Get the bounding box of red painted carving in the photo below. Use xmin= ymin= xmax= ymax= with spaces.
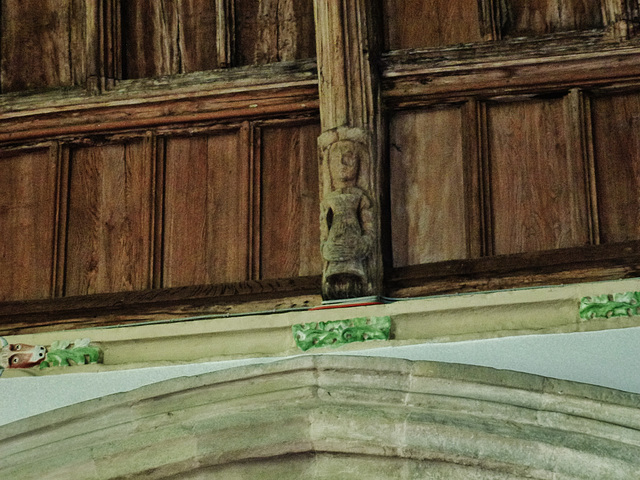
xmin=0 ymin=337 xmax=47 ymax=369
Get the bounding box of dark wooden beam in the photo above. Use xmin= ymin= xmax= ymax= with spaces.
xmin=388 ymin=241 xmax=640 ymax=297
xmin=0 ymin=276 xmax=321 ymax=335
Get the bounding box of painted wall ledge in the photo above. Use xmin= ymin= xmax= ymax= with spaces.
xmin=2 ymin=356 xmax=640 ymax=479
xmin=2 ymin=277 xmax=640 ymax=377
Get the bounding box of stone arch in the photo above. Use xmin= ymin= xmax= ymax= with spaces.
xmin=2 ymin=356 xmax=640 ymax=478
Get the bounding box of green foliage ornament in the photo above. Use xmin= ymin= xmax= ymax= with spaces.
xmin=40 ymin=338 xmax=101 ymax=369
xmin=292 ymin=316 xmax=391 ymax=351
xmin=579 ymin=292 xmax=640 ymax=320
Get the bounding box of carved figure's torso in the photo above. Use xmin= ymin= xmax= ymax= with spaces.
xmin=322 ymin=186 xmax=372 ymax=282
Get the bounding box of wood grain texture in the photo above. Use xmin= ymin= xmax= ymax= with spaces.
xmin=0 ymin=59 xmax=320 ymax=144
xmin=0 ymin=149 xmax=57 ymax=301
xmin=163 ymin=131 xmax=250 ymax=287
xmin=390 ymin=108 xmax=467 ymax=267
xmin=488 ymin=97 xmax=590 ymax=255
xmin=65 ymin=141 xmax=154 ymax=295
xmin=0 ymin=276 xmax=321 ymax=335
xmin=591 ymin=92 xmax=640 ymax=243
xmin=384 ymin=0 xmax=483 ymax=50
xmin=383 ymin=38 xmax=640 ymax=106
xmin=235 ymin=0 xmax=315 ymax=66
xmin=122 ymin=0 xmax=219 ymax=79
xmin=97 ymin=0 xmax=122 ymax=89
xmin=0 ymin=0 xmax=78 ymax=92
xmin=501 ymin=0 xmax=604 ymax=37
xmin=315 ymin=0 xmax=384 ymax=298
xmin=388 ymin=240 xmax=640 ymax=297
xmin=260 ymin=122 xmax=321 ymax=279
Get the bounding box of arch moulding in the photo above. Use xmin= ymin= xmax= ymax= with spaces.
xmin=2 ymin=355 xmax=640 ymax=479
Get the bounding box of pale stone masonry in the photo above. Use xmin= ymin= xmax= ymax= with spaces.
xmin=2 ymin=355 xmax=640 ymax=478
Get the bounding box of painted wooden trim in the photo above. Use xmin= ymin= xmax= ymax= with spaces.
xmin=2 ymin=277 xmax=640 ymax=372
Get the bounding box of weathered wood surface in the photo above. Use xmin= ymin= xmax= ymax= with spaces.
xmin=389 ymin=240 xmax=640 ymax=297
xmin=259 ymin=122 xmax=321 ymax=279
xmin=315 ymin=0 xmax=383 ymax=299
xmin=0 ymin=277 xmax=321 ymax=335
xmin=64 ymin=141 xmax=154 ymax=295
xmin=390 ymin=108 xmax=468 ymax=267
xmin=384 ymin=0 xmax=483 ymax=50
xmin=1 ymin=0 xmax=78 ymax=92
xmin=0 ymin=148 xmax=58 ymax=301
xmin=0 ymin=60 xmax=319 ymax=144
xmin=592 ymin=91 xmax=640 ymax=244
xmin=500 ymin=0 xmax=603 ymax=37
xmin=235 ymin=0 xmax=315 ymax=66
xmin=122 ymin=0 xmax=220 ymax=79
xmin=487 ymin=97 xmax=590 ymax=255
xmin=383 ymin=39 xmax=640 ymax=103
xmin=1 ymin=0 xmax=640 ymax=331
xmin=163 ymin=131 xmax=251 ymax=287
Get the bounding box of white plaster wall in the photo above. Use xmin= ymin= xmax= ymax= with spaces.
xmin=2 ymin=326 xmax=640 ymax=427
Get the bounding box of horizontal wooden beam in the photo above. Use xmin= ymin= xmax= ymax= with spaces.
xmin=0 ymin=60 xmax=318 ymax=144
xmin=0 ymin=276 xmax=321 ymax=335
xmin=383 ymin=34 xmax=640 ymax=104
xmin=388 ymin=241 xmax=640 ymax=297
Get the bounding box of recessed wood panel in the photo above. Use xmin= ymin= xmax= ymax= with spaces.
xmin=65 ymin=141 xmax=153 ymax=295
xmin=384 ymin=0 xmax=483 ymax=50
xmin=0 ymin=0 xmax=86 ymax=92
xmin=488 ymin=98 xmax=590 ymax=255
xmin=260 ymin=123 xmax=321 ymax=279
xmin=235 ymin=0 xmax=315 ymax=66
xmin=163 ymin=132 xmax=250 ymax=287
xmin=0 ymin=149 xmax=57 ymax=301
xmin=122 ymin=0 xmax=219 ymax=79
xmin=592 ymin=93 xmax=640 ymax=243
xmin=390 ymin=108 xmax=467 ymax=268
xmin=502 ymin=0 xmax=603 ymax=37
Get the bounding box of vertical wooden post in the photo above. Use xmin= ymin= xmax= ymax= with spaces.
xmin=216 ymin=0 xmax=235 ymax=67
xmin=314 ymin=0 xmax=383 ymax=299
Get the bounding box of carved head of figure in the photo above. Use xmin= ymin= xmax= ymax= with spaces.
xmin=0 ymin=336 xmax=47 ymax=369
xmin=329 ymin=140 xmax=361 ymax=188
xmin=319 ymin=127 xmax=369 ymax=192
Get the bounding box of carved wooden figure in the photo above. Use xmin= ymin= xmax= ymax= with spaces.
xmin=314 ymin=0 xmax=384 ymax=300
xmin=320 ymin=127 xmax=374 ymax=298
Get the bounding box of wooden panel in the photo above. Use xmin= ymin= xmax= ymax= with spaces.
xmin=65 ymin=141 xmax=153 ymax=295
xmin=592 ymin=92 xmax=640 ymax=243
xmin=384 ymin=0 xmax=483 ymax=50
xmin=0 ymin=0 xmax=87 ymax=92
xmin=390 ymin=108 xmax=467 ymax=268
xmin=502 ymin=0 xmax=603 ymax=37
xmin=163 ymin=132 xmax=250 ymax=287
xmin=235 ymin=0 xmax=315 ymax=66
xmin=488 ymin=98 xmax=590 ymax=255
xmin=0 ymin=149 xmax=57 ymax=301
xmin=122 ymin=0 xmax=218 ymax=79
xmin=260 ymin=123 xmax=321 ymax=279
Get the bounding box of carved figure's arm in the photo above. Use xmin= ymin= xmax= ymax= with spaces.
xmin=320 ymin=200 xmax=330 ymax=248
xmin=358 ymin=193 xmax=374 ymax=256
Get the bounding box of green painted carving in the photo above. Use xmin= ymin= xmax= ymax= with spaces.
xmin=292 ymin=316 xmax=391 ymax=351
xmin=579 ymin=292 xmax=640 ymax=320
xmin=39 ymin=338 xmax=101 ymax=369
